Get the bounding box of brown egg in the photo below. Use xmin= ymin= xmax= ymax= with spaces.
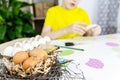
xmin=13 ymin=51 xmax=29 ymax=64
xmin=22 ymin=56 xmax=38 ymax=70
xmin=29 ymin=48 xmax=48 ymax=60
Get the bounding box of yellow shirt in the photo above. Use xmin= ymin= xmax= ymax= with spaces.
xmin=44 ymin=6 xmax=91 ymax=39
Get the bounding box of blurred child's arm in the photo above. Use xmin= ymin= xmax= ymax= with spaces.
xmin=41 ymin=22 xmax=87 ymax=39
xmin=41 ymin=26 xmax=69 ymax=39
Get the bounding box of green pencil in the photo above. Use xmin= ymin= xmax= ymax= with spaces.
xmin=55 ymin=45 xmax=84 ymax=51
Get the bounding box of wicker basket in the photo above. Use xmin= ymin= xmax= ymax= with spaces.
xmin=0 ymin=58 xmax=62 ymax=80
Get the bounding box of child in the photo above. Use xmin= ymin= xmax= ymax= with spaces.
xmin=41 ymin=0 xmax=101 ymax=39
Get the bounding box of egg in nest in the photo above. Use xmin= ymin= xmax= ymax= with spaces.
xmin=29 ymin=48 xmax=48 ymax=60
xmin=22 ymin=56 xmax=39 ymax=70
xmin=12 ymin=48 xmax=48 ymax=70
xmin=13 ymin=51 xmax=29 ymax=64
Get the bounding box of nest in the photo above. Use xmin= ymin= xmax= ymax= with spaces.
xmin=0 ymin=56 xmax=86 ymax=80
xmin=0 ymin=56 xmax=62 ymax=80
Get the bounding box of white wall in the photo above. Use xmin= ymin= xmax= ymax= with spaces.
xmin=78 ymin=0 xmax=98 ymax=24
xmin=58 ymin=0 xmax=98 ymax=24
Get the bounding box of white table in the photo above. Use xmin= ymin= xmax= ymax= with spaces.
xmin=0 ymin=34 xmax=120 ymax=80
xmin=51 ymin=34 xmax=120 ymax=80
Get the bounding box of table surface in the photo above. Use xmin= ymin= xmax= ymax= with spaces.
xmin=51 ymin=33 xmax=120 ymax=80
xmin=0 ymin=34 xmax=120 ymax=80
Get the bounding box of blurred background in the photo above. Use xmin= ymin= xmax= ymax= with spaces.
xmin=0 ymin=0 xmax=120 ymax=43
xmin=59 ymin=0 xmax=120 ymax=35
xmin=33 ymin=0 xmax=120 ymax=35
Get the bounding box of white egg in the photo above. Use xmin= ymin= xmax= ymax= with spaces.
xmin=22 ymin=40 xmax=28 ymax=45
xmin=14 ymin=42 xmax=22 ymax=48
xmin=35 ymin=35 xmax=41 ymax=41
xmin=12 ymin=47 xmax=23 ymax=56
xmin=22 ymin=43 xmax=31 ymax=51
xmin=44 ymin=36 xmax=51 ymax=42
xmin=29 ymin=46 xmax=34 ymax=50
xmin=38 ymin=38 xmax=46 ymax=45
xmin=31 ymin=41 xmax=39 ymax=48
xmin=86 ymin=24 xmax=98 ymax=31
xmin=3 ymin=46 xmax=14 ymax=57
xmin=28 ymin=37 xmax=34 ymax=43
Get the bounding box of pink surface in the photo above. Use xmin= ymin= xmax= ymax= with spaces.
xmin=106 ymin=42 xmax=119 ymax=47
xmin=85 ymin=58 xmax=104 ymax=69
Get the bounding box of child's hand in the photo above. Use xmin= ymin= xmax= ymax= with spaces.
xmin=85 ymin=24 xmax=101 ymax=36
xmin=66 ymin=22 xmax=88 ymax=36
